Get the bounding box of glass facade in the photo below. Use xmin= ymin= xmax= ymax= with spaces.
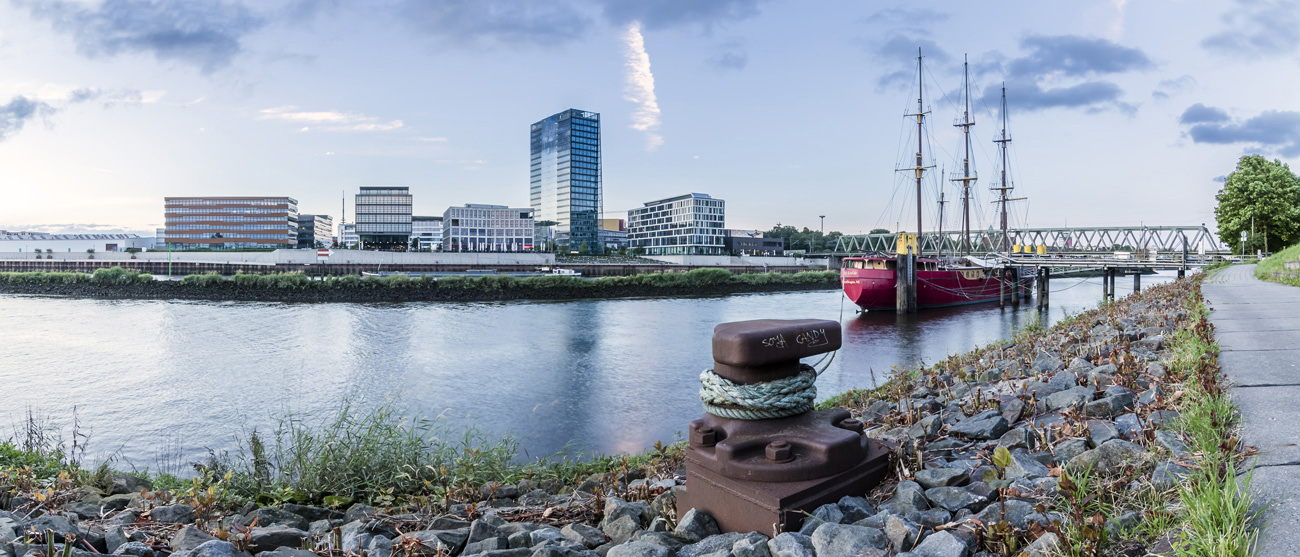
xmin=627 ymin=193 xmax=727 ymax=255
xmin=412 ymin=216 xmax=443 ymax=251
xmin=441 ymin=204 xmax=535 ymax=252
xmin=163 ymin=197 xmax=298 ymax=249
xmin=296 ymin=214 xmax=334 ymax=249
xmin=530 ymin=109 xmax=602 ymax=253
xmin=355 ymin=186 xmax=412 ymax=250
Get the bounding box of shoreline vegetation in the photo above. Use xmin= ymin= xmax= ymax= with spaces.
xmin=1256 ymin=242 xmax=1300 ymax=286
xmin=0 ymin=267 xmax=840 ymax=302
xmin=0 ymin=272 xmax=1254 ymax=557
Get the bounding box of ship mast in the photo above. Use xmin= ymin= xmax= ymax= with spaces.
xmin=901 ymin=49 xmax=933 ymax=255
xmin=953 ymin=55 xmax=976 ymax=255
xmin=991 ymin=83 xmax=1024 ymax=253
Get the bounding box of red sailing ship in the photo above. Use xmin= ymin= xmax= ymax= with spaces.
xmin=842 ymin=51 xmax=1029 ymax=311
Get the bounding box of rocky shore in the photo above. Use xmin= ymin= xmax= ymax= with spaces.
xmin=0 ymin=275 xmax=1233 ymax=557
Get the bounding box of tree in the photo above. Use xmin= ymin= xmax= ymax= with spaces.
xmin=869 ymin=228 xmax=892 ymax=234
xmin=1215 ymin=155 xmax=1300 ymax=253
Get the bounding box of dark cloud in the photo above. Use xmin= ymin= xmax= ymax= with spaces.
xmin=599 ymin=0 xmax=766 ymax=31
xmin=873 ymin=36 xmax=950 ymax=89
xmin=1180 ymin=103 xmax=1230 ymax=124
xmin=27 ymin=0 xmax=263 ymax=74
xmin=0 ymin=96 xmax=56 ymax=141
xmin=1152 ymin=75 xmax=1196 ymax=100
xmin=398 ymin=0 xmax=591 ymax=48
xmin=1007 ymin=35 xmax=1152 ymax=78
xmin=1183 ymin=107 xmax=1300 ymax=157
xmin=862 ymin=8 xmax=949 ymax=27
xmin=1201 ymin=0 xmax=1300 ymax=59
xmin=978 ymin=35 xmax=1150 ymax=114
xmin=706 ymin=41 xmax=747 ymax=71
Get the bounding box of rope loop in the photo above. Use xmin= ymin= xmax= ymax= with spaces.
xmin=698 ymin=364 xmax=818 ymax=420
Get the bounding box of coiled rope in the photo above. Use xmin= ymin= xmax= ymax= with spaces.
xmin=698 ymin=351 xmax=837 ymax=420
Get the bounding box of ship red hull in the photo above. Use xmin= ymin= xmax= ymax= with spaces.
xmin=840 ymin=257 xmax=1029 ymax=311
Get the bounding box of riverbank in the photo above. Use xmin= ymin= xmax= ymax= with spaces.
xmin=0 ymin=267 xmax=840 ymax=302
xmin=0 ymin=273 xmax=1245 ymax=557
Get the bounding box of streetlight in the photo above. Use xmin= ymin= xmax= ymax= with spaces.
xmin=819 ymin=215 xmax=825 ymax=234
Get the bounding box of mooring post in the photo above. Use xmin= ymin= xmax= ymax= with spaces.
xmin=1133 ymin=271 xmax=1140 ymax=293
xmin=999 ymin=267 xmax=1006 ymax=308
xmin=1043 ymin=267 xmax=1050 ymax=307
xmin=1102 ymin=268 xmax=1110 ymax=300
xmin=1011 ymin=267 xmax=1020 ymax=307
xmin=896 ymin=249 xmax=916 ymax=314
xmin=679 ymin=319 xmax=890 ymax=534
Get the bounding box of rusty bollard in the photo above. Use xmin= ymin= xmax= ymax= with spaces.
xmin=676 ymin=319 xmax=891 ymax=535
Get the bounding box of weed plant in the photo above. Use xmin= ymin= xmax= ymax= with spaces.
xmin=1255 ymin=243 xmax=1300 ymax=287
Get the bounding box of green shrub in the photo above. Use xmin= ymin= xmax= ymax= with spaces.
xmin=181 ymin=272 xmax=225 ymax=287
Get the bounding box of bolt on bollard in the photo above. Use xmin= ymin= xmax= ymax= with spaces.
xmin=676 ymin=318 xmax=892 ymax=535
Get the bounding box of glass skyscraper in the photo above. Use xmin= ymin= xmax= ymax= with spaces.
xmin=530 ymin=109 xmax=602 ymax=253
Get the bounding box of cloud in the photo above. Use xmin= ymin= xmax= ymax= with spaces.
xmin=1152 ymin=75 xmax=1196 ymax=100
xmin=26 ymin=0 xmax=263 ymax=73
xmin=980 ymin=35 xmax=1151 ymax=114
xmin=398 ymin=0 xmax=591 ymax=48
xmin=1201 ymin=0 xmax=1300 ymax=59
xmin=1181 ymin=106 xmax=1300 ymax=157
xmin=706 ymin=41 xmax=747 ymax=71
xmin=860 ymin=8 xmax=951 ymax=90
xmin=599 ymin=0 xmax=766 ymax=31
xmin=1006 ymin=35 xmax=1152 ymax=78
xmin=621 ymin=22 xmax=663 ymax=151
xmin=0 ymin=96 xmax=57 ymax=141
xmin=1179 ymin=103 xmax=1230 ymax=124
xmin=258 ymin=106 xmax=404 ymax=132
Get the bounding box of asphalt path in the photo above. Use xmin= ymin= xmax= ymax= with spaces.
xmin=1204 ymin=264 xmax=1300 ymax=555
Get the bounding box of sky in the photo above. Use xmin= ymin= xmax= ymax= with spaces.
xmin=0 ymin=0 xmax=1297 ymax=238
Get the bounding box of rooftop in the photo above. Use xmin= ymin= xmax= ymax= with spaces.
xmin=0 ymin=231 xmax=142 ymax=241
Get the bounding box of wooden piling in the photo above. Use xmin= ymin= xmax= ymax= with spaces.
xmin=896 ymin=251 xmax=916 ymax=314
xmin=1133 ymin=272 xmax=1140 ymax=293
xmin=1043 ymin=267 xmax=1050 ymax=307
xmin=999 ymin=267 xmax=1006 ymax=308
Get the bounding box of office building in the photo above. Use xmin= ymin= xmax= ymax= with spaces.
xmin=442 ymin=204 xmax=534 ymax=252
xmin=296 ymin=214 xmax=334 ymax=249
xmin=530 ymin=109 xmax=602 ymax=253
xmin=627 ymin=193 xmax=726 ymax=255
xmin=163 ymin=197 xmax=297 ymax=249
xmin=724 ymin=229 xmax=785 ymax=256
xmin=355 ymin=186 xmax=412 ymax=250
xmin=412 ymin=216 xmax=443 ymax=251
xmin=0 ymin=231 xmax=151 ymax=253
xmin=340 ymin=223 xmax=359 ymax=248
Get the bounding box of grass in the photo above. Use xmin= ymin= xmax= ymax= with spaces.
xmin=1255 ymin=243 xmax=1300 ymax=286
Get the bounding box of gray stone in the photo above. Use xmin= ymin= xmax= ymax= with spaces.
xmin=1151 ymin=462 xmax=1193 ymax=491
xmin=732 ymin=535 xmax=771 ymax=557
xmin=248 ymin=527 xmax=307 ymax=553
xmin=464 ymin=537 xmax=511 ymax=555
xmin=1149 ymin=410 xmax=1180 ymax=428
xmin=112 ymin=542 xmax=154 ymax=557
xmin=1054 ymin=439 xmax=1088 ymax=464
xmin=836 ymin=496 xmax=875 ymax=523
xmin=530 ymin=528 xmax=568 ymax=548
xmin=997 ymin=428 xmax=1037 ymax=451
xmin=1084 ymin=392 xmax=1135 ymax=418
xmin=1046 ymin=371 xmax=1077 ymax=390
xmin=1137 ymin=385 xmax=1165 ymax=406
xmin=948 ymin=410 xmax=1009 ymax=440
xmin=1005 ymin=451 xmax=1050 ymax=480
xmin=673 ymin=509 xmax=720 ymax=543
xmin=150 ymin=504 xmax=196 ymax=524
xmin=249 ymin=508 xmax=310 ymax=531
xmin=1067 ymin=357 xmax=1095 ymax=372
xmin=24 ymin=516 xmax=78 ymax=541
xmin=766 ymin=532 xmax=814 ymax=557
xmin=478 ymin=550 xmax=532 ymax=557
xmin=605 ymin=541 xmax=667 ymax=557
xmin=103 ymin=495 xmax=141 ymax=513
xmin=1043 ymin=387 xmax=1093 ymax=411
xmin=973 ymin=499 xmax=1035 ymax=530
xmin=109 ymin=474 xmax=153 ymax=496
xmin=1105 ymin=510 xmax=1141 ymax=536
xmin=1023 ymin=533 xmax=1059 ymax=557
xmin=562 ymin=524 xmax=606 ymax=549
xmin=190 ymin=541 xmax=251 ymax=557
xmin=915 ymin=468 xmax=966 ymax=490
xmin=1086 ymin=420 xmax=1118 ymax=447
xmin=601 ymin=497 xmax=650 ymax=531
xmin=469 ymin=519 xmax=504 ymax=544
xmin=677 ymin=532 xmax=750 ymax=557
xmin=1114 ymin=413 xmax=1142 ymax=438
xmin=530 ymin=547 xmax=597 ymax=557
xmin=172 ymin=525 xmax=218 ymax=552
xmin=908 ymin=415 xmax=943 ymax=440
xmin=601 ymin=515 xmax=640 ymax=546
xmin=1067 ymin=439 xmax=1148 ymax=475
xmin=883 ymin=515 xmax=920 ymax=553
xmin=402 ymin=531 xmax=463 ymax=555
xmin=104 ymin=526 xmax=129 ymax=553
xmin=647 ymin=518 xmax=669 ymax=533
xmin=998 ymin=396 xmax=1027 ymax=424
xmin=630 ymin=531 xmax=684 ymax=552
xmin=1154 ymin=430 xmax=1192 ymax=458
xmin=922 ymin=487 xmax=988 ymax=513
xmin=909 ymin=530 xmax=968 ymax=557
xmin=809 ymin=523 xmax=887 ymax=556
xmin=881 ymin=481 xmax=929 ymax=514
xmin=1032 ymin=353 xmax=1062 ymax=374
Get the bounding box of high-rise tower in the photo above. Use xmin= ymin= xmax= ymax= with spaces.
xmin=530 ymin=109 xmax=601 ymax=253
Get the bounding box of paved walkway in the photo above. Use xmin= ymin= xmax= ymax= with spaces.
xmin=1203 ymin=264 xmax=1300 ymax=555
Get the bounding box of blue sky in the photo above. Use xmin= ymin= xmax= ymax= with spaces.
xmin=0 ymin=0 xmax=1296 ymax=237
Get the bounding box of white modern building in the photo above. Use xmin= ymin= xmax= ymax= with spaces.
xmin=412 ymin=216 xmax=443 ymax=251
xmin=627 ymin=193 xmax=726 ymax=255
xmin=442 ymin=204 xmax=535 ymax=252
xmin=339 ymin=223 xmax=359 ymax=248
xmin=296 ymin=214 xmax=334 ymax=249
xmin=0 ymin=231 xmax=153 ymax=253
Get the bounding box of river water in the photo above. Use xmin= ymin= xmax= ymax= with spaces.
xmin=0 ymin=272 xmax=1172 ymax=469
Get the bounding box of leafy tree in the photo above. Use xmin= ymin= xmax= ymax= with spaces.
xmin=869 ymin=228 xmax=892 ymax=234
xmin=1215 ymin=155 xmax=1300 ymax=253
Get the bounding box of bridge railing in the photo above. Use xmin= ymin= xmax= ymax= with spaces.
xmin=833 ymin=225 xmax=1229 ymax=256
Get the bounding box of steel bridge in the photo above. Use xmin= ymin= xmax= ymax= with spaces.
xmin=832 ymin=225 xmax=1228 ymax=256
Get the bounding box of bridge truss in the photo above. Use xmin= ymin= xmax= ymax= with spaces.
xmin=832 ymin=225 xmax=1228 ymax=256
